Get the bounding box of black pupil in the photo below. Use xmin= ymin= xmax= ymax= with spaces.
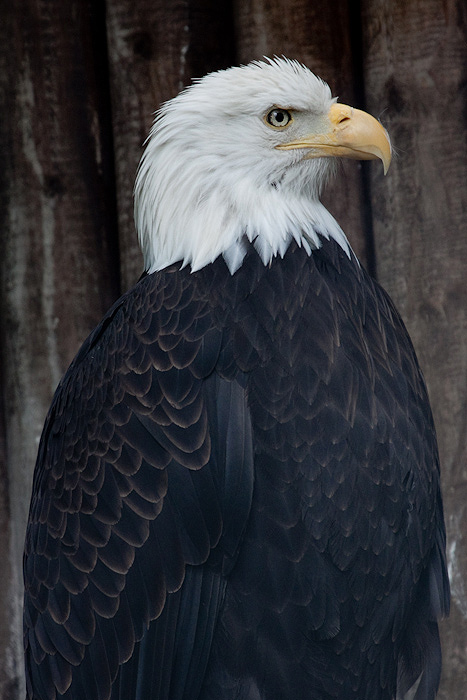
xmin=268 ymin=109 xmax=289 ymax=126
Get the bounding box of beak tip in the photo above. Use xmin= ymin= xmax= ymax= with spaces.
xmin=381 ymin=149 xmax=392 ymax=175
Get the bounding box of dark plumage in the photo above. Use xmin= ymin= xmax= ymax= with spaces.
xmin=24 ymin=58 xmax=449 ymax=700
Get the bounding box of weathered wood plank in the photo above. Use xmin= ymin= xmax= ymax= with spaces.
xmin=0 ymin=4 xmax=22 ymax=694
xmin=0 ymin=2 xmax=120 ymax=693
xmin=106 ymin=0 xmax=236 ymax=290
xmin=233 ymin=0 xmax=373 ymax=266
xmin=361 ymin=1 xmax=467 ymax=695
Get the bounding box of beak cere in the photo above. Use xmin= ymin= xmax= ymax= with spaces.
xmin=276 ymin=102 xmax=392 ymax=174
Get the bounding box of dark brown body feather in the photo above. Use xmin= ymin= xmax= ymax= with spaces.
xmin=23 ymin=236 xmax=449 ymax=700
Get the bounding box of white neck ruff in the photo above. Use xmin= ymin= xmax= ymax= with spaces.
xmin=135 ymin=138 xmax=351 ymax=275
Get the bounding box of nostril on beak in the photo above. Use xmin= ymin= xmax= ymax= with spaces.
xmin=329 ymin=103 xmax=353 ymax=126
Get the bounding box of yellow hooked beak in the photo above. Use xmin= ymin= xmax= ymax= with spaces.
xmin=276 ymin=103 xmax=392 ymax=174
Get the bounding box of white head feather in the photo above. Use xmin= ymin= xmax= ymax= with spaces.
xmin=134 ymin=57 xmax=351 ymax=274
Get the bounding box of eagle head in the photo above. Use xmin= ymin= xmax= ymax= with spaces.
xmin=134 ymin=57 xmax=391 ymax=274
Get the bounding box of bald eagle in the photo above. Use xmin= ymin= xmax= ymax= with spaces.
xmin=24 ymin=58 xmax=449 ymax=700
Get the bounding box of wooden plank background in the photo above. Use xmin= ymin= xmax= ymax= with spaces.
xmin=0 ymin=0 xmax=465 ymax=697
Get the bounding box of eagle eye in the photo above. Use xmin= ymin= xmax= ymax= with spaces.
xmin=266 ymin=108 xmax=292 ymax=128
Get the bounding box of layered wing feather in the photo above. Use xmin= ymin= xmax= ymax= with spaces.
xmin=23 ymin=268 xmax=254 ymax=700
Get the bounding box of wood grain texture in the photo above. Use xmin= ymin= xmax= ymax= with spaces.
xmin=361 ymin=1 xmax=467 ymax=696
xmin=0 ymin=5 xmax=22 ymax=696
xmin=106 ymin=0 xmax=236 ymax=291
